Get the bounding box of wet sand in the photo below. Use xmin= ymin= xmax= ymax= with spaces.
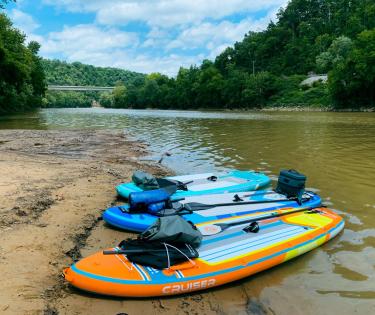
xmin=0 ymin=130 xmax=166 ymax=314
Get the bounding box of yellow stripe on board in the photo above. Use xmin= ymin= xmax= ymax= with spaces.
xmin=283 ymin=235 xmax=327 ymax=262
xmin=284 ymin=212 xmax=333 ymax=228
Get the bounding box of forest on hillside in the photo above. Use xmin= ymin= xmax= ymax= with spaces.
xmin=103 ymin=0 xmax=374 ymax=110
xmin=42 ymin=60 xmax=144 ymax=108
xmin=0 ymin=10 xmax=46 ymax=113
xmin=42 ymin=59 xmax=144 ymax=86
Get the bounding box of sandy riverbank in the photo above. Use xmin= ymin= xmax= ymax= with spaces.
xmin=0 ymin=130 xmax=169 ymax=314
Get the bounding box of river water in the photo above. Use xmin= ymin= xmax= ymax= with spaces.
xmin=1 ymin=108 xmax=374 ymax=314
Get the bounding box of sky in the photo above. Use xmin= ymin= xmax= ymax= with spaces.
xmin=6 ymin=0 xmax=287 ymax=75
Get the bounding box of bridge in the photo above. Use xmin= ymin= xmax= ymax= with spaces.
xmin=48 ymin=85 xmax=115 ymax=92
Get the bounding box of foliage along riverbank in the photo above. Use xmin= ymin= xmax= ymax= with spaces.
xmin=0 ymin=12 xmax=46 ymax=114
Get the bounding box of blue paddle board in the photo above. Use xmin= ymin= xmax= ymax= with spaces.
xmin=116 ymin=170 xmax=270 ymax=200
xmin=103 ymin=191 xmax=322 ymax=232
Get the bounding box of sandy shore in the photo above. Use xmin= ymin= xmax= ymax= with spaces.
xmin=0 ymin=130 xmax=168 ymax=314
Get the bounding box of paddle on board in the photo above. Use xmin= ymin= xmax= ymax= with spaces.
xmin=198 ymin=206 xmax=323 ymax=236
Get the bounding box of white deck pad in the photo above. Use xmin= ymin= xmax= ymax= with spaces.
xmin=199 ymin=225 xmax=308 ymax=263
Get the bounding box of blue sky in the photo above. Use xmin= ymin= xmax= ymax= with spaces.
xmin=6 ymin=0 xmax=287 ymax=75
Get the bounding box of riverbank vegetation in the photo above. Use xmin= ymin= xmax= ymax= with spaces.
xmin=104 ymin=0 xmax=374 ymax=110
xmin=0 ymin=11 xmax=46 ymax=113
xmin=44 ymin=91 xmax=101 ymax=108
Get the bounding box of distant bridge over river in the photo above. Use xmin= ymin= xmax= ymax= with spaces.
xmin=48 ymin=85 xmax=115 ymax=92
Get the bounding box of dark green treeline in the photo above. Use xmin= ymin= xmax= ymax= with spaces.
xmin=104 ymin=0 xmax=375 ymax=110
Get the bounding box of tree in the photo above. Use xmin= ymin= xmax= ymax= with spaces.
xmin=316 ymin=36 xmax=354 ymax=72
xmin=113 ymin=85 xmax=127 ymax=108
xmin=195 ymin=60 xmax=224 ymax=108
xmin=0 ymin=1 xmax=15 ymax=9
xmin=221 ymin=65 xmax=248 ymax=108
xmin=328 ymin=28 xmax=375 ymax=108
xmin=99 ymin=92 xmax=114 ymax=108
xmin=242 ymin=72 xmax=277 ymax=107
xmin=0 ymin=13 xmax=46 ymax=113
xmin=28 ymin=41 xmax=46 ymax=97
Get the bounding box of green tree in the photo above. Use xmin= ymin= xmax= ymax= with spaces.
xmin=0 ymin=1 xmax=15 ymax=9
xmin=329 ymin=28 xmax=375 ymax=108
xmin=195 ymin=60 xmax=224 ymax=108
xmin=113 ymin=85 xmax=127 ymax=108
xmin=316 ymin=36 xmax=354 ymax=72
xmin=242 ymin=72 xmax=277 ymax=107
xmin=99 ymin=92 xmax=114 ymax=108
xmin=174 ymin=66 xmax=200 ymax=108
xmin=0 ymin=13 xmax=46 ymax=113
xmin=220 ymin=65 xmax=248 ymax=108
xmin=28 ymin=41 xmax=47 ymax=98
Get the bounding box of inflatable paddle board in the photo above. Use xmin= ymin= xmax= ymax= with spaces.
xmin=103 ymin=191 xmax=322 ymax=232
xmin=64 ymin=207 xmax=344 ymax=297
xmin=116 ymin=170 xmax=271 ymax=199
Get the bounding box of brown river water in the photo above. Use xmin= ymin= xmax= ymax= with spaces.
xmin=1 ymin=108 xmax=374 ymax=314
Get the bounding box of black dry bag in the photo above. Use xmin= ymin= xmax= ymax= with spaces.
xmin=140 ymin=215 xmax=202 ymax=248
xmin=118 ymin=216 xmax=202 ymax=269
xmin=132 ymin=170 xmax=160 ymax=191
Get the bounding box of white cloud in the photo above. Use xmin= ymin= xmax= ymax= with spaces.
xmin=208 ymin=44 xmax=232 ymax=60
xmin=33 ymin=23 xmax=195 ymax=75
xmin=22 ymin=0 xmax=287 ymax=75
xmin=40 ymin=24 xmax=139 ymax=56
xmin=43 ymin=47 xmax=203 ymax=76
xmin=42 ymin=0 xmax=107 ymax=12
xmin=109 ymin=51 xmax=204 ymax=76
xmin=167 ymin=19 xmax=253 ymax=51
xmin=142 ymin=26 xmax=172 ymax=48
xmin=9 ymin=9 xmax=40 ymax=34
xmin=166 ymin=9 xmax=279 ymax=55
xmin=43 ymin=0 xmax=286 ymax=27
xmin=98 ymin=0 xmax=286 ymax=27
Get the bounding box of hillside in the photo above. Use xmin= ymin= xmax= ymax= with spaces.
xmin=42 ymin=59 xmax=146 ymax=108
xmin=42 ymin=59 xmax=144 ymax=86
xmin=215 ymin=0 xmax=375 ymax=76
